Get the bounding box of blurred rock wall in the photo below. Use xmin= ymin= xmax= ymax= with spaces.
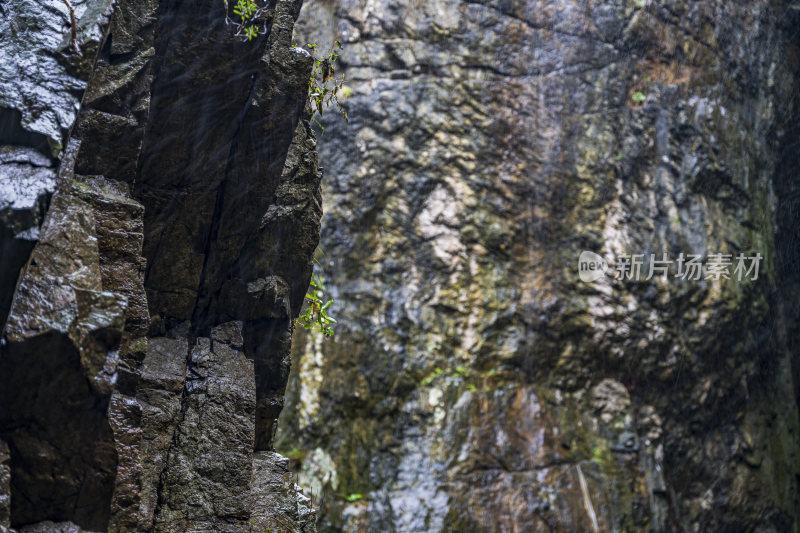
xmin=279 ymin=1 xmax=800 ymax=531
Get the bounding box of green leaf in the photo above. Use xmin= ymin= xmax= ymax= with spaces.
xmin=345 ymin=493 xmax=363 ymax=502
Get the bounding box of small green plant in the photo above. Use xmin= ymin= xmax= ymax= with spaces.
xmin=418 ymin=364 xmax=501 ymax=392
xmin=591 ymin=446 xmax=604 ymax=464
xmin=284 ymin=447 xmax=306 ymax=462
xmin=420 ymin=366 xmax=444 ymax=386
xmin=223 ymin=0 xmax=267 ymax=41
xmin=306 ymin=40 xmax=349 ymax=127
xmin=296 ymin=256 xmax=337 ymax=337
xmin=345 ymin=493 xmax=363 ymax=502
xmin=631 ymin=91 xmax=646 ymax=103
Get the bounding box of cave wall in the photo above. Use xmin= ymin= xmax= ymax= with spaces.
xmin=0 ymin=0 xmax=320 ymax=531
xmin=278 ymin=0 xmax=800 ymax=531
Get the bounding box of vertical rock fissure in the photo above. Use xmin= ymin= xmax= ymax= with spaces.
xmin=191 ymin=72 xmax=262 ymax=333
xmin=149 ymin=339 xmax=194 ymax=527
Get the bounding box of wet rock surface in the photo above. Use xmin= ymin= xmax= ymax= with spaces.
xmin=0 ymin=147 xmax=57 ymax=327
xmin=0 ymin=440 xmax=9 ymax=533
xmin=0 ymin=0 xmax=114 ymax=148
xmin=152 ymin=324 xmax=256 ymax=532
xmin=1 ymin=0 xmax=321 ymax=531
xmin=249 ymin=451 xmax=318 ymax=533
xmin=16 ymin=522 xmax=100 ymax=533
xmin=0 ymin=177 xmax=127 ymax=529
xmin=279 ymin=0 xmax=800 ymax=531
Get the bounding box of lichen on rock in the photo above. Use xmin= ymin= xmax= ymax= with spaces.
xmin=278 ymin=1 xmax=800 ymax=531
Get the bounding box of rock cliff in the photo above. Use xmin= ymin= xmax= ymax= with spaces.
xmin=0 ymin=0 xmax=320 ymax=531
xmin=278 ymin=0 xmax=800 ymax=531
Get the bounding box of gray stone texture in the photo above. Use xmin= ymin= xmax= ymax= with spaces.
xmin=278 ymin=0 xmax=800 ymax=531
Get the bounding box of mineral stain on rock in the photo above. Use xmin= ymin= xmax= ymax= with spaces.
xmin=277 ymin=0 xmax=800 ymax=531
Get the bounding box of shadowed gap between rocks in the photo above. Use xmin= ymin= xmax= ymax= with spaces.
xmin=135 ymin=0 xmax=313 ymax=457
xmin=0 ymin=109 xmax=52 ymax=155
xmin=0 ymin=109 xmax=56 ymax=328
xmin=0 ymin=332 xmax=117 ymax=531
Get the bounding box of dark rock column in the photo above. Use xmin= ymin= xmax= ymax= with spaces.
xmin=1 ymin=0 xmax=321 ymax=531
xmin=133 ymin=336 xmax=187 ymax=532
xmin=152 ymin=323 xmax=256 ymax=532
xmin=0 ymin=179 xmax=128 ymax=530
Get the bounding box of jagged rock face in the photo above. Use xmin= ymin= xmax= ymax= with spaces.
xmin=0 ymin=0 xmax=114 ymax=338
xmin=1 ymin=0 xmax=320 ymax=532
xmin=279 ymin=1 xmax=800 ymax=531
xmin=0 ymin=147 xmax=56 ymax=328
xmin=0 ymin=0 xmax=114 ymax=149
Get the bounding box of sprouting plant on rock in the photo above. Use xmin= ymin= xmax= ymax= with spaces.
xmin=223 ymin=0 xmax=267 ymax=41
xmin=306 ymin=40 xmax=349 ymax=127
xmin=296 ymin=256 xmax=337 ymax=337
xmin=418 ymin=365 xmax=500 ymax=392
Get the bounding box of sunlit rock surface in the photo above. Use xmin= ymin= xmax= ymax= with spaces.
xmin=279 ymin=1 xmax=800 ymax=531
xmin=0 ymin=0 xmax=320 ymax=531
